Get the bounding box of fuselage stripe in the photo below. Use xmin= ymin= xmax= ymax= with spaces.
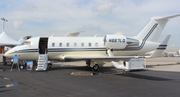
xmin=125 ymin=23 xmax=158 ymax=50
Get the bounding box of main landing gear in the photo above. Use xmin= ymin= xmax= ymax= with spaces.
xmin=92 ymin=64 xmax=100 ymax=71
xmin=86 ymin=60 xmax=100 ymax=71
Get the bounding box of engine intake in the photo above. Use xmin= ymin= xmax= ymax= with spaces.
xmin=126 ymin=37 xmax=139 ymax=46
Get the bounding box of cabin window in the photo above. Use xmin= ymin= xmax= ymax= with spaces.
xmin=59 ymin=43 xmax=62 ymax=47
xmin=52 ymin=43 xmax=55 ymax=47
xmin=89 ymin=43 xmax=91 ymax=47
xmin=23 ymin=41 xmax=31 ymax=45
xmin=95 ymin=42 xmax=98 ymax=47
xmin=74 ymin=43 xmax=77 ymax=47
xmin=67 ymin=43 xmax=69 ymax=47
xmin=81 ymin=43 xmax=84 ymax=47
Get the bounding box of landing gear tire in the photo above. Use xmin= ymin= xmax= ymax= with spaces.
xmin=92 ymin=64 xmax=99 ymax=71
xmin=48 ymin=63 xmax=52 ymax=69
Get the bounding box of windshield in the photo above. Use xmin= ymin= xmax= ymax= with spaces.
xmin=23 ymin=41 xmax=31 ymax=45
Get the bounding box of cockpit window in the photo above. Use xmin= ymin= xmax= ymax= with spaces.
xmin=23 ymin=41 xmax=31 ymax=45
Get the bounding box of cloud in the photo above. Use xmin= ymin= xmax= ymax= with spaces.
xmin=13 ymin=21 xmax=23 ymax=29
xmin=114 ymin=31 xmax=124 ymax=35
xmin=76 ymin=23 xmax=104 ymax=36
xmin=92 ymin=1 xmax=115 ymax=16
xmin=0 ymin=0 xmax=179 ymax=47
xmin=80 ymin=24 xmax=101 ymax=31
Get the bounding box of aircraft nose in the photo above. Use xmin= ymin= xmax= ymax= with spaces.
xmin=4 ymin=51 xmax=9 ymax=57
xmin=4 ymin=50 xmax=13 ymax=58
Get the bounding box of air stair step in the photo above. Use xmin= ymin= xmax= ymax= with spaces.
xmin=36 ymin=54 xmax=48 ymax=71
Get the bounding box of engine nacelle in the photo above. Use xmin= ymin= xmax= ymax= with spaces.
xmin=126 ymin=37 xmax=139 ymax=46
xmin=104 ymin=35 xmax=127 ymax=49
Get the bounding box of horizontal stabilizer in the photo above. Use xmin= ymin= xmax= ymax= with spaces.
xmin=136 ymin=14 xmax=180 ymax=42
xmin=155 ymin=14 xmax=180 ymax=20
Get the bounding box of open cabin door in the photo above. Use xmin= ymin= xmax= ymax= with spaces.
xmin=39 ymin=37 xmax=48 ymax=54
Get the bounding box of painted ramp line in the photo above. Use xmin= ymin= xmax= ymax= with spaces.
xmin=0 ymin=76 xmax=13 ymax=81
xmin=0 ymin=76 xmax=19 ymax=88
xmin=0 ymin=82 xmax=19 ymax=88
xmin=71 ymin=71 xmax=93 ymax=76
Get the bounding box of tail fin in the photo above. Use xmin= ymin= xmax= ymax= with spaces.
xmin=136 ymin=14 xmax=180 ymax=42
xmin=149 ymin=35 xmax=171 ymax=58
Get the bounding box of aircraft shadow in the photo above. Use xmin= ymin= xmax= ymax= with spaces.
xmin=0 ymin=89 xmax=13 ymax=93
xmin=115 ymin=73 xmax=172 ymax=81
xmin=48 ymin=66 xmax=172 ymax=81
xmin=0 ymin=64 xmax=11 ymax=70
xmin=5 ymin=64 xmax=173 ymax=82
xmin=146 ymin=63 xmax=179 ymax=68
xmin=47 ymin=66 xmax=92 ymax=71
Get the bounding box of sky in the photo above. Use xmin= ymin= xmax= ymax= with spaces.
xmin=0 ymin=0 xmax=180 ymax=49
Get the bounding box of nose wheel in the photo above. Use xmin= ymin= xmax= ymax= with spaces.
xmin=48 ymin=63 xmax=52 ymax=69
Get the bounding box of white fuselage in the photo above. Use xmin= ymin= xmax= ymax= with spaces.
xmin=4 ymin=14 xmax=180 ymax=64
xmin=4 ymin=36 xmax=159 ymax=61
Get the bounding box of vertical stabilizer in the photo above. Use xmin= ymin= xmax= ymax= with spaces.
xmin=136 ymin=14 xmax=180 ymax=42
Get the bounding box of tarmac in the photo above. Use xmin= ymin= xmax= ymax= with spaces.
xmin=0 ymin=57 xmax=180 ymax=97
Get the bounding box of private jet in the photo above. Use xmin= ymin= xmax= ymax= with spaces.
xmin=4 ymin=14 xmax=180 ymax=71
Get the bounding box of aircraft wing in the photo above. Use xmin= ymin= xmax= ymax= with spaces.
xmin=64 ymin=50 xmax=145 ymax=69
xmin=64 ymin=56 xmax=144 ymax=61
xmin=65 ymin=31 xmax=84 ymax=37
xmin=65 ymin=35 xmax=170 ymax=69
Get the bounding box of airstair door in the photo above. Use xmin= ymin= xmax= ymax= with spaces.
xmin=36 ymin=37 xmax=49 ymax=71
xmin=39 ymin=37 xmax=48 ymax=54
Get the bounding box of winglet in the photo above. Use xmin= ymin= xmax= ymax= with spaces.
xmin=107 ymin=49 xmax=123 ymax=69
xmin=65 ymin=31 xmax=84 ymax=37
